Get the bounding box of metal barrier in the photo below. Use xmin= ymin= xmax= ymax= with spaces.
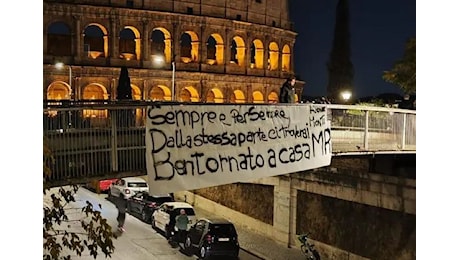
xmin=43 ymin=101 xmax=416 ymax=186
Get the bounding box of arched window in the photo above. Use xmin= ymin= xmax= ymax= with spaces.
xmin=84 ymin=24 xmax=107 ymax=59
xmin=282 ymin=44 xmax=291 ymax=72
xmin=180 ymin=32 xmax=199 ymax=63
xmin=47 ymin=22 xmax=71 ymax=56
xmin=150 ymin=85 xmax=170 ymax=101
xmin=250 ymin=39 xmax=264 ymax=69
xmin=206 ymin=88 xmax=224 ymax=103
xmin=252 ymin=91 xmax=264 ymax=103
xmin=230 ymin=90 xmax=246 ymax=103
xmin=47 ymin=82 xmax=71 ymax=100
xmin=180 ymin=33 xmax=192 ymax=61
xmin=268 ymin=91 xmax=278 ymax=103
xmin=230 ymin=40 xmax=238 ymax=64
xmin=231 ymin=36 xmax=245 ymax=67
xmin=151 ymin=30 xmax=165 ymax=56
xmin=206 ymin=36 xmax=217 ymax=62
xmin=82 ymin=84 xmax=109 ymax=125
xmin=119 ymin=27 xmax=140 ymax=60
xmin=268 ymin=42 xmax=279 ymax=70
xmin=151 ymin=28 xmax=172 ymax=64
xmin=180 ymin=86 xmax=200 ymax=102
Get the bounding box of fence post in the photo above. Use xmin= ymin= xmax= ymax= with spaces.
xmin=110 ymin=109 xmax=119 ymax=172
xmin=401 ymin=113 xmax=407 ymax=150
xmin=364 ymin=110 xmax=369 ymax=150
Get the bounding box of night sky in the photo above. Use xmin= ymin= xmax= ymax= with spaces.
xmin=289 ymin=0 xmax=416 ymax=99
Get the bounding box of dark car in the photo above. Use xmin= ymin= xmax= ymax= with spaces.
xmin=184 ymin=218 xmax=239 ymax=259
xmin=127 ymin=191 xmax=174 ymax=222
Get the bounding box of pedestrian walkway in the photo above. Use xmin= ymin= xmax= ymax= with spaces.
xmin=194 ymin=207 xmax=305 ymax=260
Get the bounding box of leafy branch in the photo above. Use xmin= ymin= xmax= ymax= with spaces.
xmin=43 ymin=137 xmax=117 ymax=260
xmin=383 ymin=37 xmax=416 ymax=94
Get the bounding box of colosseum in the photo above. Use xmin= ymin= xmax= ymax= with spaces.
xmin=43 ymin=0 xmax=303 ymax=108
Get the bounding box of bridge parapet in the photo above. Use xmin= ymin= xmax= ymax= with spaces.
xmin=43 ymin=101 xmax=415 ymax=187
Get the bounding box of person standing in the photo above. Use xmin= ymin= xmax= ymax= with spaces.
xmin=166 ymin=205 xmax=177 ymax=242
xmin=398 ymin=94 xmax=413 ymax=110
xmin=175 ymin=209 xmax=189 ymax=245
xmin=279 ymin=76 xmax=296 ymax=103
xmin=116 ymin=196 xmax=128 ymax=232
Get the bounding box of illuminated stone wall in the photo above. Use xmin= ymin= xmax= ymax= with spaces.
xmin=43 ymin=0 xmax=303 ymax=103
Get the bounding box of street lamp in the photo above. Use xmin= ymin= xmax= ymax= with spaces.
xmin=55 ymin=62 xmax=72 ymax=99
xmin=341 ymin=90 xmax=352 ymax=103
xmin=152 ymin=55 xmax=175 ymax=101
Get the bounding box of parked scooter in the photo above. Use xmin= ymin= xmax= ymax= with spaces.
xmin=297 ymin=233 xmax=320 ymax=260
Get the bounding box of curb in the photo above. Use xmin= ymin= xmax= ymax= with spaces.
xmin=240 ymin=246 xmax=267 ymax=260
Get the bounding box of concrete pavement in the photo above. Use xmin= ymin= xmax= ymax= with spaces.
xmin=193 ymin=206 xmax=305 ymax=260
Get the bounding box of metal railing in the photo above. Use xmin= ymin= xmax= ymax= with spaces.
xmin=43 ymin=101 xmax=416 ymax=186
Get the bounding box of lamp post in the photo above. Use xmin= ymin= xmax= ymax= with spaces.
xmin=55 ymin=62 xmax=72 ymax=99
xmin=153 ymin=55 xmax=176 ymax=101
xmin=171 ymin=60 xmax=175 ymax=101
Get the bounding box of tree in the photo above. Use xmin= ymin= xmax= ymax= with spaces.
xmin=327 ymin=0 xmax=354 ymax=103
xmin=43 ymin=137 xmax=117 ymax=260
xmin=383 ymin=37 xmax=416 ymax=94
xmin=116 ymin=66 xmax=132 ymax=100
xmin=115 ymin=66 xmax=135 ymax=126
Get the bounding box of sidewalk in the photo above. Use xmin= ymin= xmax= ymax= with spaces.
xmin=194 ymin=207 xmax=305 ymax=260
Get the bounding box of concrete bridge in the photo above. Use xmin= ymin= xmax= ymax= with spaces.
xmin=43 ymin=101 xmax=415 ymax=187
xmin=44 ymin=101 xmax=416 ymax=260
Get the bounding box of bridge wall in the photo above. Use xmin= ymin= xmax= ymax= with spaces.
xmin=174 ymin=155 xmax=415 ymax=260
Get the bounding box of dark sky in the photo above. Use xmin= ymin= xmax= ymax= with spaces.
xmin=289 ymin=0 xmax=416 ymax=98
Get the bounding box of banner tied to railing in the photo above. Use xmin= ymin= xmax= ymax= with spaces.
xmin=145 ymin=104 xmax=332 ymax=194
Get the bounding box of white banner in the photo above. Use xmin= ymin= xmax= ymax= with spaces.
xmin=146 ymin=104 xmax=332 ymax=194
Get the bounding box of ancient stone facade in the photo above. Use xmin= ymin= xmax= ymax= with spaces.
xmin=44 ymin=0 xmax=302 ymax=106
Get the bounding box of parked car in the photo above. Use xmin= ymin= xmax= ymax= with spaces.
xmin=108 ymin=177 xmax=149 ymax=199
xmin=184 ymin=218 xmax=239 ymax=259
xmin=86 ymin=179 xmax=117 ymax=193
xmin=127 ymin=191 xmax=174 ymax=222
xmin=151 ymin=202 xmax=197 ymax=238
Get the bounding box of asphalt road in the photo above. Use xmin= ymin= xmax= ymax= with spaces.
xmin=63 ymin=187 xmax=261 ymax=260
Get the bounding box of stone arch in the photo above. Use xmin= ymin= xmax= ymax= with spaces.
xmin=131 ymin=84 xmax=142 ymax=100
xmin=46 ymin=81 xmax=71 ymax=100
xmin=250 ymin=39 xmax=264 ymax=69
xmin=47 ymin=21 xmax=71 ymax=56
xmin=206 ymin=88 xmax=224 ymax=103
xmin=82 ymin=83 xmax=109 ymax=121
xmin=82 ymin=83 xmax=108 ymax=100
xmin=180 ymin=86 xmax=200 ymax=102
xmin=268 ymin=42 xmax=279 ymax=70
xmin=149 ymin=85 xmax=171 ymax=101
xmin=282 ymin=44 xmax=291 ymax=72
xmin=252 ymin=91 xmax=264 ymax=103
xmin=151 ymin=28 xmax=172 ymax=63
xmin=268 ymin=91 xmax=279 ymax=103
xmin=230 ymin=36 xmax=245 ymax=66
xmin=131 ymin=84 xmax=143 ymax=125
xmin=84 ymin=23 xmax=108 ymax=58
xmin=206 ymin=33 xmax=224 ymax=65
xmin=230 ymin=90 xmax=246 ymax=103
xmin=119 ymin=26 xmax=141 ymax=60
xmin=180 ymin=31 xmax=199 ymax=63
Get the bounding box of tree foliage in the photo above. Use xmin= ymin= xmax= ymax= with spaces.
xmin=383 ymin=37 xmax=416 ymax=94
xmin=43 ymin=137 xmax=117 ymax=260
